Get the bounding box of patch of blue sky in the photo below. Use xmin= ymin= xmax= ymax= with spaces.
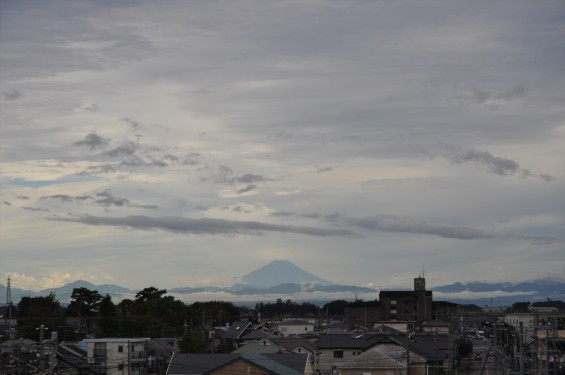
xmin=9 ymin=174 xmax=102 ymax=188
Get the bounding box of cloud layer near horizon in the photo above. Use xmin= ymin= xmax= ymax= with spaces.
xmin=0 ymin=0 xmax=563 ymax=293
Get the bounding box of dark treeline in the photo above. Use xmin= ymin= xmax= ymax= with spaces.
xmin=2 ymin=288 xmax=377 ymax=346
xmin=4 ymin=287 xmax=564 ymax=348
xmin=5 ymin=287 xmax=244 ymax=350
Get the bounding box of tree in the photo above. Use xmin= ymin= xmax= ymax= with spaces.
xmin=68 ymin=287 xmax=103 ymax=336
xmin=18 ymin=293 xmax=61 ymax=317
xmin=68 ymin=287 xmax=103 ymax=317
xmin=16 ymin=293 xmax=63 ymax=339
xmin=118 ymin=298 xmax=135 ymax=317
xmin=99 ymin=294 xmax=116 ymax=317
xmin=135 ymin=287 xmax=167 ymax=304
xmin=322 ymin=300 xmax=349 ymax=316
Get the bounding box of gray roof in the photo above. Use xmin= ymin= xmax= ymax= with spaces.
xmin=241 ymin=329 xmax=277 ymax=341
xmin=271 ymin=337 xmax=317 ymax=354
xmin=232 ymin=342 xmax=287 ymax=354
xmin=315 ymin=333 xmax=383 ymax=350
xmin=222 ymin=320 xmax=252 ymax=340
xmin=167 ymin=353 xmax=308 ymax=375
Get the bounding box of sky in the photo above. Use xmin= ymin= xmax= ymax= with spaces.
xmin=0 ymin=0 xmax=564 ymax=297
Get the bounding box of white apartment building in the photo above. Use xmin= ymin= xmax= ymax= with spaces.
xmin=82 ymin=338 xmax=150 ymax=375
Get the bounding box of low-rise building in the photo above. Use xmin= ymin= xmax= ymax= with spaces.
xmin=81 ymin=338 xmax=150 ymax=375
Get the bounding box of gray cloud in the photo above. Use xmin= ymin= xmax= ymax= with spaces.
xmin=3 ymin=88 xmax=24 ymax=100
xmin=22 ymin=206 xmax=48 ymax=212
xmin=80 ymin=164 xmax=118 ymax=175
xmin=83 ymin=104 xmax=100 ymax=112
xmin=41 ymin=194 xmax=92 ymax=202
xmin=452 ymin=85 xmax=529 ymax=109
xmin=316 ymin=167 xmax=333 ymax=173
xmin=232 ymin=174 xmax=267 ymax=184
xmin=334 ymin=214 xmax=563 ymax=245
xmin=119 ymin=156 xmax=168 ymax=168
xmin=2 ymin=201 xmax=11 ymax=206
xmin=49 ymin=214 xmax=361 ymax=238
xmin=205 ymin=166 xmax=270 ymax=185
xmin=236 ymin=184 xmax=257 ymax=194
xmin=447 ymin=148 xmax=519 ymax=175
xmin=73 ymin=133 xmax=110 ymax=150
xmin=122 ymin=117 xmax=143 ymax=131
xmin=440 ymin=147 xmax=556 ymax=181
xmin=104 ymin=141 xmax=139 ymax=157
xmin=95 ymin=191 xmax=158 ymax=210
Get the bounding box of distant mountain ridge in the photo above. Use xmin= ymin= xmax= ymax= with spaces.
xmin=1 ymin=261 xmax=564 ymax=305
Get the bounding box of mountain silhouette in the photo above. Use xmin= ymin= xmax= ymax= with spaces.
xmin=237 ymin=260 xmax=332 ymax=289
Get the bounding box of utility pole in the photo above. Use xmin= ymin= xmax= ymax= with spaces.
xmin=37 ymin=324 xmax=48 ymax=374
xmin=519 ymin=322 xmax=524 ymax=375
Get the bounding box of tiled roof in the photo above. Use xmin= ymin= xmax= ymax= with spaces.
xmin=339 ymin=349 xmax=405 ymax=370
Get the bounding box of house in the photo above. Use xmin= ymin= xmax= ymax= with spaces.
xmin=314 ymin=333 xmax=383 ymax=374
xmin=275 ymin=320 xmax=315 ymax=337
xmin=166 ymin=353 xmax=312 ymax=375
xmin=270 ymin=337 xmax=317 ymax=357
xmin=313 ymin=330 xmax=448 ymax=375
xmin=81 ymin=338 xmax=150 ymax=375
xmin=221 ymin=320 xmax=252 ymax=349
xmin=338 ymin=349 xmax=406 ymax=375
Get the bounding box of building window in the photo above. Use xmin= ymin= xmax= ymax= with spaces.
xmin=333 ymin=350 xmax=344 ymax=359
xmin=118 ymin=345 xmax=124 ymax=353
xmin=94 ymin=343 xmax=106 ymax=358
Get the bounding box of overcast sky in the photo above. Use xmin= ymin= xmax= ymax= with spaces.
xmin=1 ymin=0 xmax=564 ymax=295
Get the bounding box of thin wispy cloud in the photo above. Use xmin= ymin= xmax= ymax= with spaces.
xmin=50 ymin=214 xmax=361 ymax=238
xmin=337 ymin=214 xmax=562 ymax=245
